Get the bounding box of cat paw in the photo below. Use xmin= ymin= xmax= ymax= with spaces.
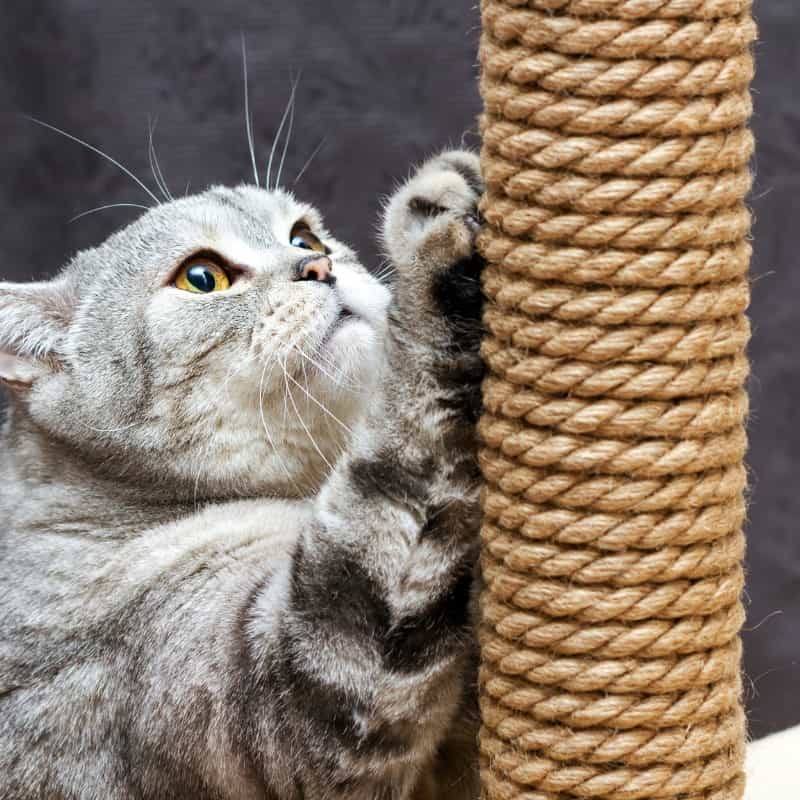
xmin=382 ymin=150 xmax=483 ymax=274
xmin=381 ymin=151 xmax=485 ymax=418
xmin=381 ymin=151 xmax=484 ymax=340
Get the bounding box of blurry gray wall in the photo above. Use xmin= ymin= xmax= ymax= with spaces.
xmin=0 ymin=0 xmax=797 ymax=739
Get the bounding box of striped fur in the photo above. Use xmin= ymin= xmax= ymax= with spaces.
xmin=0 ymin=151 xmax=484 ymax=798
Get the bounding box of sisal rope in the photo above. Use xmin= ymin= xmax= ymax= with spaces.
xmin=475 ymin=1 xmax=755 ymax=798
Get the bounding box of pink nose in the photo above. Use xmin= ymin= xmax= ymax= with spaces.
xmin=295 ymin=255 xmax=334 ymax=285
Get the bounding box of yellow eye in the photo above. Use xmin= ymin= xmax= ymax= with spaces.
xmin=290 ymin=222 xmax=327 ymax=254
xmin=174 ymin=259 xmax=231 ymax=294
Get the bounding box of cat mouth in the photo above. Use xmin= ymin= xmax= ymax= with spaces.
xmin=323 ymin=306 xmax=359 ymax=344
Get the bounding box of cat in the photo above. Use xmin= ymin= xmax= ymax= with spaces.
xmin=0 ymin=148 xmax=485 ymax=799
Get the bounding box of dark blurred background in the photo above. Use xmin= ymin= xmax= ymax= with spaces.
xmin=0 ymin=1 xmax=797 ymax=740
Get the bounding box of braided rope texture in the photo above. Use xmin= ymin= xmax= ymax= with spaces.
xmin=476 ymin=1 xmax=755 ymax=798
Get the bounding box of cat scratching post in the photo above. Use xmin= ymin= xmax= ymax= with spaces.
xmin=475 ymin=2 xmax=756 ymax=798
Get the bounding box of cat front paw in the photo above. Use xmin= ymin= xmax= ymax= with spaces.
xmin=381 ymin=150 xmax=484 ymax=334
xmin=382 ymin=150 xmax=483 ymax=275
xmin=381 ymin=150 xmax=485 ymax=421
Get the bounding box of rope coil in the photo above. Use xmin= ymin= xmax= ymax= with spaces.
xmin=476 ymin=0 xmax=754 ymax=797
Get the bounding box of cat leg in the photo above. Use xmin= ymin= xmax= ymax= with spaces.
xmin=411 ymin=656 xmax=481 ymax=800
xmin=243 ymin=152 xmax=485 ymax=799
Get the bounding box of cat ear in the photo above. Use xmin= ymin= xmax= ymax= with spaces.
xmin=0 ymin=279 xmax=76 ymax=389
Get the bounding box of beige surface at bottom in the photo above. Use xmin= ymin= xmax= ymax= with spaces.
xmin=745 ymin=724 xmax=800 ymax=798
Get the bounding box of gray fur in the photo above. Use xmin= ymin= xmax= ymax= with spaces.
xmin=0 ymin=150 xmax=484 ymax=799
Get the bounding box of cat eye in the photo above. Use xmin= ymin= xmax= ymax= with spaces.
xmin=174 ymin=258 xmax=232 ymax=294
xmin=290 ymin=222 xmax=327 ymax=254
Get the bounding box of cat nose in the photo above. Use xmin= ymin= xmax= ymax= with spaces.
xmin=294 ymin=254 xmax=335 ymax=285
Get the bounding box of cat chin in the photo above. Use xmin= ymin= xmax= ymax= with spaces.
xmin=323 ymin=318 xmax=383 ymax=380
xmin=331 ymin=267 xmax=391 ymax=331
xmin=325 ymin=314 xmax=368 ymax=348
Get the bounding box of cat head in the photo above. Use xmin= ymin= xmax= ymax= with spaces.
xmin=0 ymin=186 xmax=390 ymax=499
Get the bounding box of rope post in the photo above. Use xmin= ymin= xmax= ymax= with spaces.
xmin=475 ymin=2 xmax=756 ymax=799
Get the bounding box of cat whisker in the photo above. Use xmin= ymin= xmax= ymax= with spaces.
xmin=294 ymin=344 xmax=360 ymax=393
xmin=294 ymin=343 xmax=350 ymax=435
xmin=294 ymin=137 xmax=327 ymax=186
xmin=147 ymin=117 xmax=173 ymax=202
xmin=266 ymin=79 xmax=298 ymax=192
xmin=275 ymin=75 xmax=300 ymax=190
xmin=69 ymin=203 xmax=150 ymax=223
xmin=284 ymin=370 xmax=295 ymax=426
xmin=373 ymin=260 xmax=396 ymax=283
xmin=281 ymin=353 xmax=333 ymax=472
xmin=297 ymin=349 xmax=329 ymax=440
xmin=241 ymin=34 xmax=260 ymax=187
xmin=294 ymin=344 xmax=339 ymax=379
xmin=284 ymin=368 xmax=352 ymax=435
xmin=24 ymin=115 xmax=160 ymax=205
xmin=258 ymin=350 xmax=292 ymax=481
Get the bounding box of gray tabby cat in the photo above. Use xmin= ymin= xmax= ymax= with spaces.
xmin=0 ymin=149 xmax=485 ymax=799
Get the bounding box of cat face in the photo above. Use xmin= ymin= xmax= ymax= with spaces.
xmin=0 ymin=186 xmax=391 ymax=498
